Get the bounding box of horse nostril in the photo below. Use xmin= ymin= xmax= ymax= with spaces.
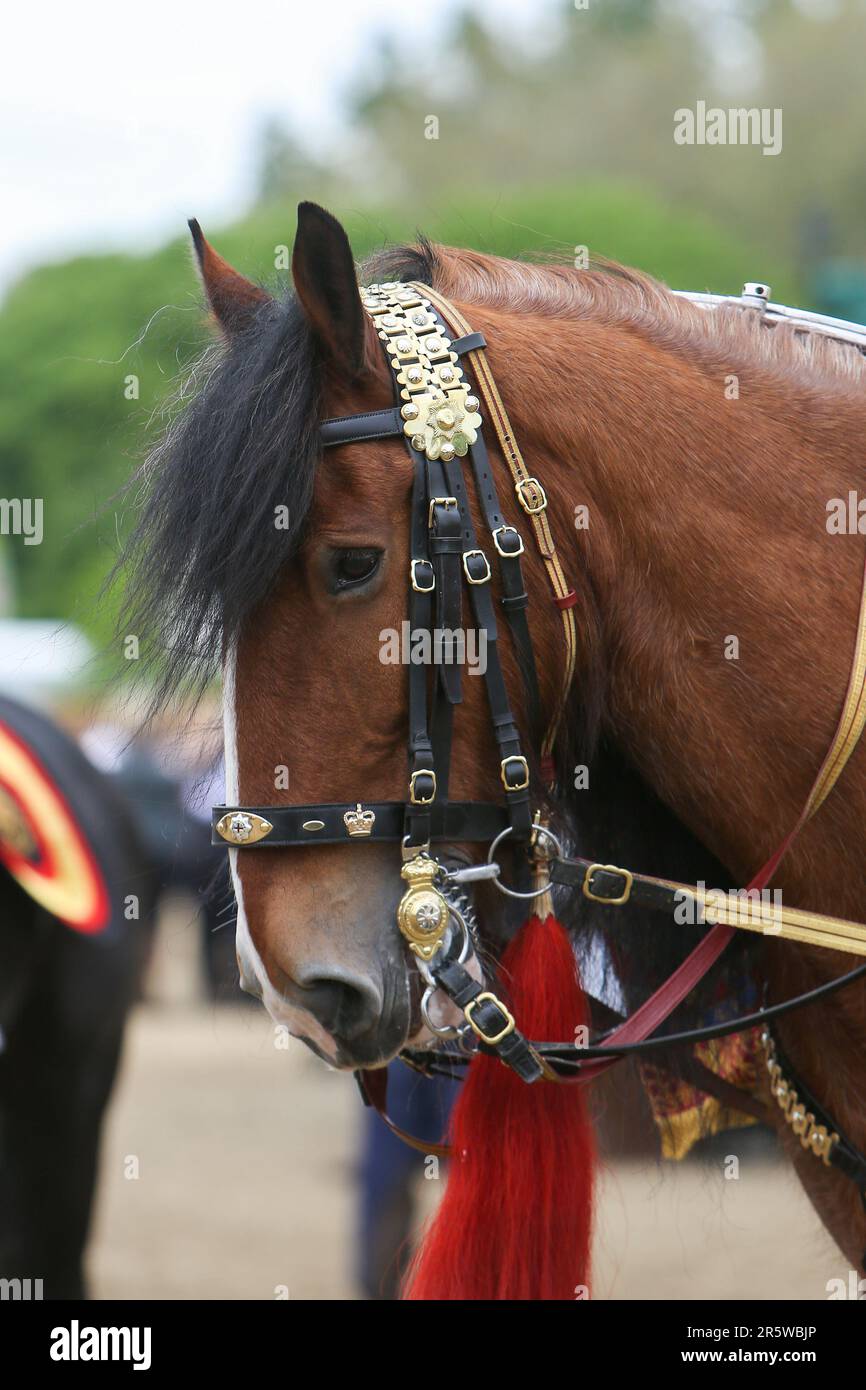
xmin=295 ymin=969 xmax=382 ymax=1042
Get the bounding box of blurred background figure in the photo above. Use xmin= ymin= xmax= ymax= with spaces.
xmin=0 ymin=693 xmax=153 ymax=1298
xmin=77 ymin=714 xmax=236 ymax=1002
xmin=357 ymin=1065 xmax=455 ymax=1300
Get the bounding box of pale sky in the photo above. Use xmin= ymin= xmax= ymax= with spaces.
xmin=0 ymin=0 xmax=557 ymax=296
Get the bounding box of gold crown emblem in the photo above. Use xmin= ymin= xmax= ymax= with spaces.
xmin=343 ymin=803 xmax=376 ymax=838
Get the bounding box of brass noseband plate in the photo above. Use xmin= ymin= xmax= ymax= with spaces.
xmin=397 ymin=854 xmax=450 ymax=960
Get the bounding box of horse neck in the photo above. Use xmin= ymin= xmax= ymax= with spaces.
xmin=489 ymin=303 xmax=866 ymax=899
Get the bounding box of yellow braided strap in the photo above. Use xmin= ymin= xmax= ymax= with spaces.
xmin=417 ymin=283 xmax=576 ymax=763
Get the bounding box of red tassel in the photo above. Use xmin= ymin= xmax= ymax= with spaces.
xmin=403 ymin=914 xmax=595 ymax=1300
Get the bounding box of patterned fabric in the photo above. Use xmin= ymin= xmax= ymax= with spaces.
xmin=639 ymin=1026 xmax=763 ymax=1160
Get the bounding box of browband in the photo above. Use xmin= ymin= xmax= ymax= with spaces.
xmin=318 ymin=333 xmax=487 ymax=448
xmin=212 ymin=801 xmax=509 ymax=847
xmin=319 ymin=407 xmax=402 ymax=448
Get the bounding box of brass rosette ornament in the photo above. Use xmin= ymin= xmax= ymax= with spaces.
xmin=361 ymin=284 xmax=482 ymax=462
xmin=396 ymin=853 xmax=451 ymax=961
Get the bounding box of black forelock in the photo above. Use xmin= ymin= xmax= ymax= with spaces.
xmin=114 ymin=241 xmax=435 ymax=714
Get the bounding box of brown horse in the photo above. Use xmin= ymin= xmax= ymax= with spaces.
xmin=123 ymin=202 xmax=866 ymax=1285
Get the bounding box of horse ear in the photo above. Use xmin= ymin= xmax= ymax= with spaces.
xmin=188 ymin=219 xmax=272 ymax=337
xmin=292 ymin=202 xmax=367 ymax=372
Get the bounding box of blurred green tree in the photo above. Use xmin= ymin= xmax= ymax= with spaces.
xmin=12 ymin=0 xmax=858 ymax=647
xmin=0 ymin=184 xmax=797 ymax=644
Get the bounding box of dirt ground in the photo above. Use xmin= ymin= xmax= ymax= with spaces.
xmin=87 ymin=904 xmax=847 ymax=1301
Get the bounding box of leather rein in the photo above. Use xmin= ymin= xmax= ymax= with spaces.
xmin=212 ymin=279 xmax=866 ymax=1199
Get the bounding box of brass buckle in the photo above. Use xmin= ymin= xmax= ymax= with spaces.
xmin=492 ymin=525 xmax=525 ymax=557
xmin=428 ymin=496 xmax=458 ymax=528
xmin=515 ymin=477 xmax=548 ymax=515
xmin=462 ymin=549 xmax=491 ymax=584
xmin=500 ymin=755 xmax=530 ymax=792
xmin=410 ymin=559 xmax=435 ymax=592
xmin=464 ymin=992 xmax=516 ymax=1046
xmin=409 ymin=769 xmax=437 ymax=805
xmin=582 ymin=863 xmax=634 ymax=906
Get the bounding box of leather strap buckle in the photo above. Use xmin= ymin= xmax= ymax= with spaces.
xmin=410 ymin=559 xmax=435 ymax=592
xmin=409 ymin=769 xmax=437 ymax=805
xmin=500 ymin=755 xmax=530 ymax=792
xmin=583 ymin=863 xmax=634 ymax=906
xmin=428 ymin=496 xmax=458 ymax=528
xmin=516 ymin=477 xmax=548 ymax=515
xmin=493 ymin=525 xmax=525 ymax=557
xmin=462 ymin=549 xmax=491 ymax=584
xmin=464 ymin=992 xmax=516 ymax=1046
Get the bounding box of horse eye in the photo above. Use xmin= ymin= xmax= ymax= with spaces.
xmin=331 ymin=548 xmax=381 ymax=591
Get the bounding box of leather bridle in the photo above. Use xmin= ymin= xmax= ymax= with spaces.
xmin=212 ymin=278 xmax=866 ymax=1209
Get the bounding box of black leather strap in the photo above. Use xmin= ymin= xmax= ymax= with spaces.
xmin=464 ymin=428 xmax=541 ymax=737
xmin=431 ymin=958 xmax=545 ymax=1083
xmin=450 ymin=330 xmax=487 ymax=356
xmin=406 ymin=451 xmax=437 ymax=846
xmin=434 ymin=435 xmax=532 ymax=838
xmin=550 ymin=855 xmax=678 ymax=912
xmin=421 ymin=302 xmax=536 ymax=833
xmin=428 ymin=479 xmax=464 ymax=707
xmin=320 ymin=408 xmax=403 ymax=447
xmin=309 ymin=297 xmax=539 ymax=857
xmin=212 ymin=801 xmax=509 ymax=846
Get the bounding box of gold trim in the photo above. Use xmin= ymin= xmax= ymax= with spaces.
xmin=360 ymin=284 xmax=481 ymax=463
xmin=428 ymin=496 xmax=458 ymax=528
xmin=0 ymin=725 xmax=107 ymax=929
xmin=410 ymin=559 xmax=435 ymax=593
xmin=343 ymin=804 xmax=376 ymax=837
xmin=0 ymin=785 xmax=37 ymax=857
xmin=409 ymin=770 xmax=437 ymax=805
xmin=761 ymin=1031 xmax=838 ymax=1167
xmin=650 ymin=875 xmax=866 ymax=955
xmin=397 ymin=853 xmax=449 ymax=960
xmin=462 ymin=549 xmax=491 ymax=584
xmin=500 ymin=755 xmax=529 ymax=791
xmin=215 ymin=811 xmax=274 ymax=845
xmin=492 ymin=525 xmax=524 ymax=557
xmin=515 ymin=476 xmax=548 ymax=515
xmin=583 ymin=863 xmax=634 ymax=906
xmin=464 ymin=992 xmax=516 ymax=1046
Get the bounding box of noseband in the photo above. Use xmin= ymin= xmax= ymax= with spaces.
xmin=213 ymin=279 xmax=866 ymax=1212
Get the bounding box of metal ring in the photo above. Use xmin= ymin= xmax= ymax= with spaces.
xmin=421 ymin=986 xmax=460 ymax=1038
xmin=401 ymin=834 xmax=430 ymax=861
xmin=485 ymin=823 xmax=562 ymax=900
xmin=416 ymin=899 xmax=471 ymax=989
xmin=418 ymin=901 xmax=473 ymax=1038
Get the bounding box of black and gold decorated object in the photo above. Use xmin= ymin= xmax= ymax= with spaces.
xmin=0 ymin=700 xmax=111 ymax=934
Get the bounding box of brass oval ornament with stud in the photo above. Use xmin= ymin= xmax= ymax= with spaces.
xmin=397 ymin=854 xmax=450 ymax=960
xmin=216 ymin=811 xmax=274 ymax=845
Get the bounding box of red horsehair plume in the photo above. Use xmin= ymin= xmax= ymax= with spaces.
xmin=403 ymin=913 xmax=596 ymax=1300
